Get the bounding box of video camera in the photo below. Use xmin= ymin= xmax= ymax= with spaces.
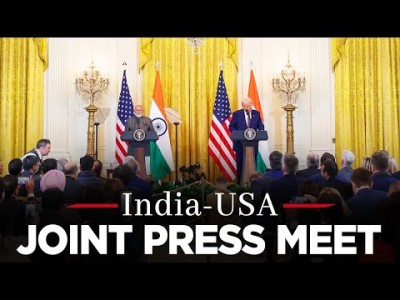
xmin=179 ymin=162 xmax=205 ymax=183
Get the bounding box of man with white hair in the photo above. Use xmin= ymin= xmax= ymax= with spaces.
xmin=229 ymin=97 xmax=265 ymax=184
xmin=336 ymin=149 xmax=355 ymax=183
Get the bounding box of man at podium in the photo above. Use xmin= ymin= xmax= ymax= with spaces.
xmin=124 ymin=104 xmax=155 ymax=133
xmin=124 ymin=104 xmax=156 ymax=155
xmin=229 ymin=97 xmax=265 ymax=183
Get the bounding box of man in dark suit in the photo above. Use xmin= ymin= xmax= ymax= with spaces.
xmin=347 ymin=167 xmax=388 ymax=225
xmin=229 ymin=97 xmax=265 ymax=183
xmin=124 ymin=104 xmax=155 ymax=133
xmin=124 ymin=104 xmax=156 ymax=158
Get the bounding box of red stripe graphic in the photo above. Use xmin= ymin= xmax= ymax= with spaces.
xmin=283 ymin=203 xmax=335 ymax=209
xmin=67 ymin=204 xmax=119 ymax=209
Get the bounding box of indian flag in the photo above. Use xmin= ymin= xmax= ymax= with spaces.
xmin=248 ymin=69 xmax=269 ymax=173
xmin=149 ymin=71 xmax=174 ymax=180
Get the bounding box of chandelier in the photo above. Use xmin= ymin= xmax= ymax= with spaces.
xmin=187 ymin=38 xmax=204 ymax=55
xmin=75 ymin=62 xmax=110 ymax=106
xmin=272 ymin=57 xmax=306 ymax=106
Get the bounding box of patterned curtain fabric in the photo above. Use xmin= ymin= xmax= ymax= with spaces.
xmin=0 ymin=38 xmax=48 ymax=175
xmin=333 ymin=38 xmax=400 ymax=167
xmin=140 ymin=38 xmax=238 ymax=183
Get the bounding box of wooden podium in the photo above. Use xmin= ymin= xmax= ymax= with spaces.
xmin=230 ymin=130 xmax=268 ymax=186
xmin=121 ymin=130 xmax=158 ymax=179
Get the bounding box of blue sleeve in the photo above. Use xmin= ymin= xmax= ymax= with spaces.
xmin=229 ymin=112 xmax=237 ymax=131
xmin=257 ymin=113 xmax=264 ymax=130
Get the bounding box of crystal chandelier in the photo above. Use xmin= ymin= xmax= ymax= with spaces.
xmin=187 ymin=38 xmax=204 ymax=55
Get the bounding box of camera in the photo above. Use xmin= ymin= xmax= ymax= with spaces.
xmin=178 ymin=162 xmax=204 ymax=183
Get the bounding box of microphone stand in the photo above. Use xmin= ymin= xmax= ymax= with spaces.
xmin=174 ymin=122 xmax=179 ymax=186
xmin=94 ymin=122 xmax=100 ymax=160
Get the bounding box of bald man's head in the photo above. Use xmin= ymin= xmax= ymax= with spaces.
xmin=64 ymin=162 xmax=78 ymax=178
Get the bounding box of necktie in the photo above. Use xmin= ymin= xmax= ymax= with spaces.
xmin=246 ymin=112 xmax=251 ymax=128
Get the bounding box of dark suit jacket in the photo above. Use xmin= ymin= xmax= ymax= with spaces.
xmin=124 ymin=115 xmax=155 ymax=132
xmin=228 ymin=109 xmax=264 ymax=152
xmin=124 ymin=115 xmax=156 ymax=156
xmin=296 ymin=167 xmax=320 ymax=179
xmin=347 ymin=188 xmax=388 ymax=224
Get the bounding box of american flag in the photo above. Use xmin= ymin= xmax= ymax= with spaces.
xmin=208 ymin=71 xmax=237 ymax=181
xmin=115 ymin=70 xmax=134 ymax=164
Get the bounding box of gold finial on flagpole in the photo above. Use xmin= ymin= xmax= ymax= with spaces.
xmin=156 ymin=61 xmax=161 ymax=71
xmin=250 ymin=61 xmax=254 ymax=68
xmin=219 ymin=60 xmax=224 ymax=70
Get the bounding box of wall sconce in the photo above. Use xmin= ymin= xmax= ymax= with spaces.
xmin=272 ymin=56 xmax=306 ymax=154
xmin=75 ymin=62 xmax=110 ymax=157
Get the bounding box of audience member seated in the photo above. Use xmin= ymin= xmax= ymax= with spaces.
xmin=318 ymin=159 xmax=353 ymax=200
xmin=62 ymin=162 xmax=82 ymax=205
xmin=76 ymin=155 xmax=105 ymax=190
xmin=41 ymin=158 xmax=58 ymax=174
xmin=123 ymin=156 xmax=152 ymax=199
xmin=296 ymin=152 xmax=320 ymax=179
xmin=57 ymin=158 xmax=68 ymax=171
xmin=347 ymin=167 xmax=388 ymax=225
xmin=309 ymin=152 xmax=336 ymax=185
xmin=269 ymin=153 xmax=305 ymax=207
xmin=370 ymin=150 xmax=398 ymax=193
xmin=263 ymin=151 xmax=283 ymax=178
xmin=0 ymin=207 xmax=30 ymax=262
xmin=18 ymin=156 xmax=41 ymax=196
xmin=336 ymin=149 xmax=355 ymax=183
xmin=380 ymin=191 xmax=400 ymax=262
xmin=388 ymin=180 xmax=400 ymax=196
xmin=361 ymin=156 xmax=373 ymax=174
xmin=8 ymin=158 xmax=23 ymax=176
xmin=92 ymin=159 xmax=106 ymax=181
xmin=0 ymin=175 xmax=27 ymax=236
xmin=40 ymin=169 xmax=66 ymax=193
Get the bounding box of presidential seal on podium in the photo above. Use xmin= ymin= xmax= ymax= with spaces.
xmin=133 ymin=129 xmax=146 ymax=141
xmin=244 ymin=128 xmax=256 ymax=140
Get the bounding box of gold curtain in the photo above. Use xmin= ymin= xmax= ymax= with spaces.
xmin=333 ymin=38 xmax=400 ymax=167
xmin=0 ymin=38 xmax=48 ymax=175
xmin=140 ymin=38 xmax=238 ymax=183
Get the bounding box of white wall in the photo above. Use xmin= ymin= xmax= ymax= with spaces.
xmin=238 ymin=38 xmax=335 ymax=168
xmin=44 ymin=38 xmax=140 ymax=170
xmin=44 ymin=38 xmax=334 ymax=171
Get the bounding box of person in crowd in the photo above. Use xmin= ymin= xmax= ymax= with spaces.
xmin=370 ymin=150 xmax=398 ymax=193
xmin=21 ymin=139 xmax=51 ymax=174
xmin=336 ymin=149 xmax=355 ymax=183
xmin=296 ymin=152 xmax=320 ymax=179
xmin=8 ymin=158 xmax=23 ymax=176
xmin=347 ymin=167 xmax=388 ymax=224
xmin=264 ymin=151 xmax=283 ymax=179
